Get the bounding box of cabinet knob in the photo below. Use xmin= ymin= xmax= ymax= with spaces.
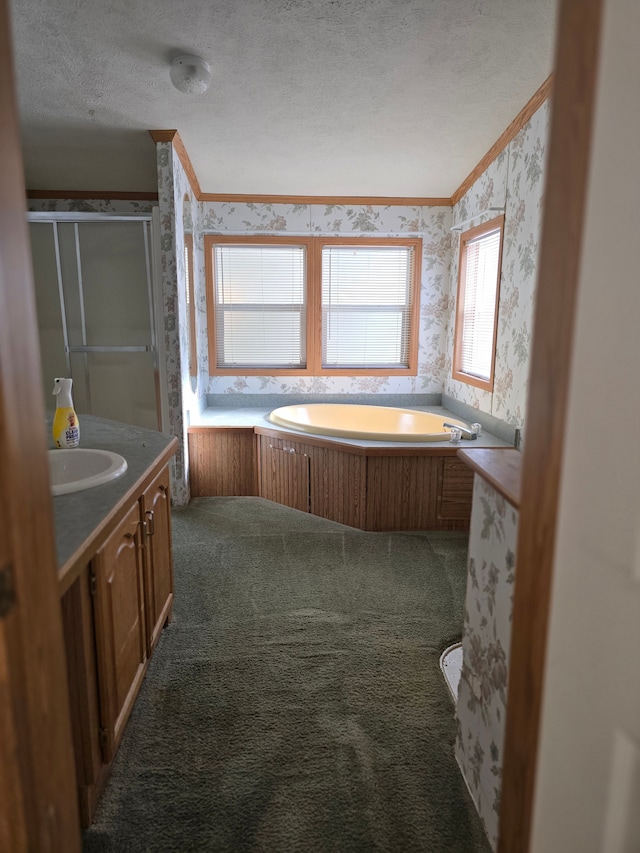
xmin=145 ymin=510 xmax=155 ymax=536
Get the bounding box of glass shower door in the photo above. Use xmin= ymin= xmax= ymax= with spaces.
xmin=29 ymin=216 xmax=161 ymax=431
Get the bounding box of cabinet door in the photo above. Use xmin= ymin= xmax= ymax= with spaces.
xmin=259 ymin=436 xmax=310 ymax=512
xmin=92 ymin=502 xmax=147 ymax=762
xmin=142 ymin=465 xmax=174 ymax=655
xmin=310 ymin=445 xmax=366 ymax=528
xmin=60 ymin=568 xmax=103 ymax=827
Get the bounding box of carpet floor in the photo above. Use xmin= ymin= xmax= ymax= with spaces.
xmin=83 ymin=497 xmax=491 ymax=853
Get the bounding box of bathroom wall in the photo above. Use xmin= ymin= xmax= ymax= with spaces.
xmin=444 ymin=100 xmax=551 ymax=430
xmin=195 ymin=202 xmax=453 ymax=397
xmin=155 ymin=143 xmax=194 ymax=505
xmin=455 ymin=476 xmax=519 ymax=849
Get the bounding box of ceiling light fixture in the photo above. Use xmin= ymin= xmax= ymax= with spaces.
xmin=170 ymin=55 xmax=212 ymax=95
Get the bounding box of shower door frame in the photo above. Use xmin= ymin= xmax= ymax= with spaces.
xmin=27 ymin=211 xmax=168 ymax=432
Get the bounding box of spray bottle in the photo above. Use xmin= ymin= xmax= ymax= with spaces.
xmin=52 ymin=378 xmax=80 ymax=448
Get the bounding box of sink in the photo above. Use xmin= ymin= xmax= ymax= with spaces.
xmin=48 ymin=448 xmax=128 ymax=496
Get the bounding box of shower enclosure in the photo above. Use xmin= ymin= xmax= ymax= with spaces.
xmin=28 ymin=212 xmax=165 ymax=431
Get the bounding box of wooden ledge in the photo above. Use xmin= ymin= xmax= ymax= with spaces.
xmin=457 ymin=447 xmax=521 ymax=508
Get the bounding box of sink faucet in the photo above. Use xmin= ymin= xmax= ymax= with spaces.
xmin=443 ymin=421 xmax=478 ymax=440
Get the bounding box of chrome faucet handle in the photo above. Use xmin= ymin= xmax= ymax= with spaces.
xmin=443 ymin=421 xmax=478 ymax=440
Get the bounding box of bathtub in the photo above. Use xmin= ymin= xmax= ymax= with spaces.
xmin=267 ymin=404 xmax=467 ymax=442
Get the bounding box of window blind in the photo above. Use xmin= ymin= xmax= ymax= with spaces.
xmin=321 ymin=245 xmax=414 ymax=369
xmin=459 ymin=227 xmax=501 ymax=380
xmin=213 ymin=244 xmax=306 ymax=368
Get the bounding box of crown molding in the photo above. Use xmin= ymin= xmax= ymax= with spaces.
xmin=199 ymin=193 xmax=452 ymax=206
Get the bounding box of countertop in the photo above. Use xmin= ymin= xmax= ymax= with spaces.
xmin=458 ymin=447 xmax=522 ymax=508
xmin=189 ymin=405 xmax=512 ymax=451
xmin=50 ymin=415 xmax=178 ymax=594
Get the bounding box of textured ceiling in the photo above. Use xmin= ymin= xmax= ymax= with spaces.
xmin=10 ymin=0 xmax=557 ymax=197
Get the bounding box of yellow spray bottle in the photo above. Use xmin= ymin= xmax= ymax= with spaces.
xmin=52 ymin=377 xmax=80 ymax=448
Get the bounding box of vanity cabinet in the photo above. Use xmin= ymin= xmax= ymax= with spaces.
xmin=61 ymin=460 xmax=174 ymax=826
xmin=92 ymin=502 xmax=148 ymax=763
xmin=142 ymin=466 xmax=174 ymax=655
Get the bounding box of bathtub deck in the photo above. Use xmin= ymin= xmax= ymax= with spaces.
xmin=186 ymin=406 xmax=513 ymax=532
xmin=189 ymin=405 xmax=511 ymax=450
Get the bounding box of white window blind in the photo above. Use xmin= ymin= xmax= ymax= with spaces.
xmin=321 ymin=245 xmax=414 ymax=369
xmin=213 ymin=244 xmax=306 ymax=368
xmin=458 ymin=227 xmax=501 ymax=381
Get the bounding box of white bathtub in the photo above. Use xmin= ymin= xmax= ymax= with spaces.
xmin=267 ymin=404 xmax=467 ymax=442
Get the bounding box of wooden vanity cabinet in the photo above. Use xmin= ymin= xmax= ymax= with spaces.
xmin=61 ymin=461 xmax=174 ymax=826
xmin=141 ymin=466 xmax=174 ymax=655
xmin=91 ymin=501 xmax=148 ymax=763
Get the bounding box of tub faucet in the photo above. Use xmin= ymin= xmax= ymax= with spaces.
xmin=443 ymin=421 xmax=478 ymax=440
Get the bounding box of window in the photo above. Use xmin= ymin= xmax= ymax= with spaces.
xmin=205 ymin=235 xmax=421 ymax=375
xmin=209 ymin=239 xmax=307 ymax=369
xmin=321 ymin=244 xmax=415 ymax=369
xmin=452 ymin=216 xmax=504 ymax=391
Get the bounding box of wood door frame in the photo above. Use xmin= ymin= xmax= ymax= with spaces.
xmin=0 ymin=0 xmax=81 ymax=848
xmin=498 ymin=0 xmax=604 ymax=850
xmin=0 ymin=0 xmax=607 ymax=848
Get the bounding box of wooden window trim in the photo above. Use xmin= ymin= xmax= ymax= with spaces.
xmin=452 ymin=215 xmax=504 ymax=392
xmin=204 ymin=234 xmax=422 ymax=377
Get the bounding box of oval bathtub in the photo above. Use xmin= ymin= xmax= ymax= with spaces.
xmin=267 ymin=404 xmax=466 ymax=442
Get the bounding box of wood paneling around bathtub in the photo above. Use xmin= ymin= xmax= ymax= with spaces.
xmin=310 ymin=443 xmax=367 ymax=529
xmin=190 ymin=427 xmax=474 ymax=532
xmin=188 ymin=428 xmax=258 ymax=497
xmin=258 ymin=435 xmax=310 ymax=513
xmin=435 ymin=457 xmax=475 ymax=527
xmin=365 ymin=455 xmax=437 ymax=531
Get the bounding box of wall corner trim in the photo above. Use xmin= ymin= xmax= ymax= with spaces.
xmin=149 ymin=129 xmax=203 ymax=199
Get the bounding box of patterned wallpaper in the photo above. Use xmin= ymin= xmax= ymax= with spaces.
xmin=455 ymin=476 xmax=519 ymax=850
xmin=27 ymin=198 xmax=154 ymax=214
xmin=154 ymin=144 xmax=194 ymax=505
xmin=197 ymin=202 xmax=453 ymax=397
xmin=444 ymin=100 xmax=550 ymax=431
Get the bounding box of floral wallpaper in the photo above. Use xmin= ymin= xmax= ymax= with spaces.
xmin=455 ymin=476 xmax=519 ymax=850
xmin=197 ymin=202 xmax=452 ymax=397
xmin=27 ymin=198 xmax=154 ymax=214
xmin=155 ymin=143 xmax=189 ymax=505
xmin=170 ymin=149 xmax=200 ymax=504
xmin=444 ymin=100 xmax=550 ymax=430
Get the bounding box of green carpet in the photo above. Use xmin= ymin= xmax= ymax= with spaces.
xmin=83 ymin=497 xmax=491 ymax=853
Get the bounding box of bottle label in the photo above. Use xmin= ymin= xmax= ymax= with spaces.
xmin=65 ymin=427 xmax=80 ymax=445
xmin=54 ymin=409 xmax=80 ymax=447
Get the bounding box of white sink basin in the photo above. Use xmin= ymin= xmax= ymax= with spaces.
xmin=48 ymin=448 xmax=128 ymax=496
